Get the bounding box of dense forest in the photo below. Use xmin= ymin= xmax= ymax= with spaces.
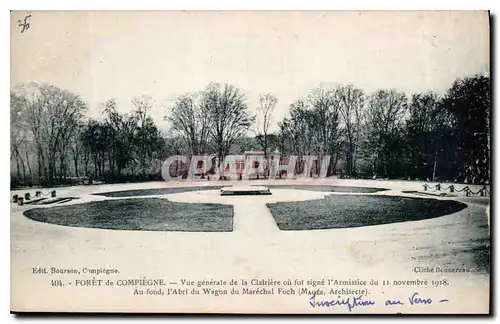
xmin=10 ymin=75 xmax=490 ymax=188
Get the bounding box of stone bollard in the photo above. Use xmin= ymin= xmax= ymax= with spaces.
xmin=18 ymin=197 xmax=24 ymax=206
xmin=24 ymin=192 xmax=31 ymax=200
xmin=465 ymin=187 xmax=471 ymax=197
xmin=13 ymin=194 xmax=18 ymax=203
xmin=51 ymin=190 xmax=56 ymax=198
xmin=435 ymin=183 xmax=441 ymax=191
xmin=35 ymin=191 xmax=42 ymax=198
xmin=423 ymin=184 xmax=427 ymax=191
xmin=449 ymin=185 xmax=454 ymax=193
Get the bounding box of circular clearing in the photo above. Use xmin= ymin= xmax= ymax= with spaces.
xmin=266 ymin=195 xmax=467 ymax=230
xmin=92 ymin=185 xmax=387 ymax=198
xmin=262 ymin=185 xmax=389 ymax=193
xmin=23 ymin=198 xmax=233 ymax=232
xmin=92 ymin=186 xmax=225 ymax=197
xmin=166 ymin=188 xmax=328 ymax=204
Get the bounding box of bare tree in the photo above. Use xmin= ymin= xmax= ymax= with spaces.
xmin=302 ymin=85 xmax=342 ymax=176
xmin=102 ymin=99 xmax=136 ymax=177
xmin=15 ymin=83 xmax=45 ymax=183
xmin=167 ymin=92 xmax=210 ymax=156
xmin=10 ymin=91 xmax=28 ymax=183
xmin=337 ymin=85 xmax=365 ymax=177
xmin=132 ymin=95 xmax=155 ymax=177
xmin=284 ymin=99 xmax=315 ymax=157
xmin=307 ymin=86 xmax=342 ymax=157
xmin=14 ymin=83 xmax=87 ymax=185
xmin=203 ymin=83 xmax=255 ymax=177
xmin=55 ymin=89 xmax=86 ymax=182
xmin=255 ymin=93 xmax=277 ymax=158
xmin=364 ymin=89 xmax=408 ymax=177
xmin=69 ymin=122 xmax=84 ymax=178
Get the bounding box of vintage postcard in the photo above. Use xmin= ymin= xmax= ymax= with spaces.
xmin=10 ymin=10 xmax=490 ymax=314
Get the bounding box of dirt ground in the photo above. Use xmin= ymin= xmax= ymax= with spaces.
xmin=10 ymin=178 xmax=490 ymax=314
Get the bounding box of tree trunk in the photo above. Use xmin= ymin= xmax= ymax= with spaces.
xmin=263 ymin=134 xmax=268 ymax=178
xmin=15 ymin=152 xmax=21 ymax=181
xmin=73 ymin=151 xmax=79 ymax=178
xmin=432 ymin=149 xmax=438 ymax=182
xmin=101 ymin=154 xmax=105 ymax=178
xmin=59 ymin=154 xmax=65 ymax=180
xmin=352 ymin=147 xmax=357 ymax=177
xmin=83 ymin=151 xmax=89 ymax=177
xmin=93 ymin=155 xmax=98 ymax=178
xmin=98 ymin=158 xmax=102 ymax=178
xmin=20 ymin=156 xmax=26 ymax=184
xmin=37 ymin=148 xmax=43 ymax=185
xmin=24 ymin=142 xmax=32 ymax=181
xmin=47 ymin=149 xmax=56 ymax=185
xmin=216 ymin=145 xmax=226 ymax=180
xmin=108 ymin=151 xmax=114 ymax=177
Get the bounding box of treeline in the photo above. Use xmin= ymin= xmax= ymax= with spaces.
xmin=10 ymin=75 xmax=490 ymax=188
xmin=277 ymin=76 xmax=490 ymax=183
xmin=10 ymin=83 xmax=170 ymax=187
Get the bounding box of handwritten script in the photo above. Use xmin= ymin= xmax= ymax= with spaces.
xmin=309 ymin=292 xmax=449 ymax=312
xmin=17 ymin=14 xmax=31 ymax=33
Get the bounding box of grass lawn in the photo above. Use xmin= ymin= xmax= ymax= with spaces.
xmin=260 ymin=185 xmax=388 ymax=193
xmin=93 ymin=186 xmax=225 ymax=198
xmin=267 ymin=195 xmax=468 ymax=230
xmin=24 ymin=198 xmax=233 ymax=232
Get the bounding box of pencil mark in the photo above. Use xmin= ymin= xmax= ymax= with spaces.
xmin=17 ymin=14 xmax=31 ymax=33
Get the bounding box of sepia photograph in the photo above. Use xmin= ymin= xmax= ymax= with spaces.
xmin=9 ymin=10 xmax=491 ymax=314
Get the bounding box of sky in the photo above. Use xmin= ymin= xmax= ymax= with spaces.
xmin=10 ymin=10 xmax=490 ymax=132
